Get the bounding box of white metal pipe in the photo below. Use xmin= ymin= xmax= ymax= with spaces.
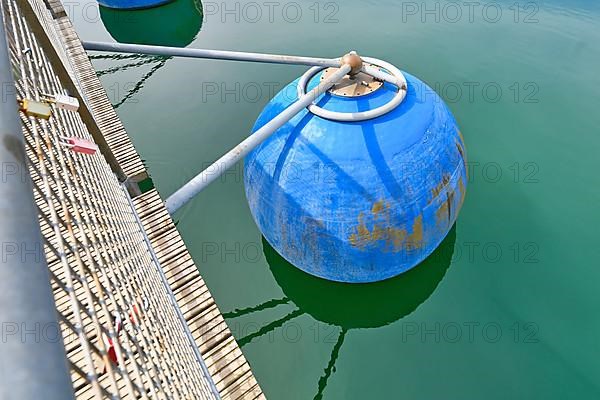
xmin=165 ymin=63 xmax=352 ymax=214
xmin=298 ymin=57 xmax=407 ymax=122
xmin=361 ymin=62 xmax=407 ymax=90
xmin=0 ymin=10 xmax=74 ymax=400
xmin=83 ymin=41 xmax=340 ymax=68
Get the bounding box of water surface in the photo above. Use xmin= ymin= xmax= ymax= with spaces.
xmin=70 ymin=1 xmax=600 ymax=398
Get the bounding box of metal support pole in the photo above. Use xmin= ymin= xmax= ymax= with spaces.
xmin=165 ymin=63 xmax=352 ymax=214
xmin=0 ymin=10 xmax=74 ymax=400
xmin=83 ymin=40 xmax=340 ymax=68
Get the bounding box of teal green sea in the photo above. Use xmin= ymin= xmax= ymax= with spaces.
xmin=71 ymin=0 xmax=600 ymax=398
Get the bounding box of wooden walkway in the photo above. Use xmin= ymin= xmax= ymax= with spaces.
xmin=133 ymin=190 xmax=265 ymax=399
xmin=3 ymin=0 xmax=265 ymax=397
xmin=51 ymin=4 xmax=267 ymax=398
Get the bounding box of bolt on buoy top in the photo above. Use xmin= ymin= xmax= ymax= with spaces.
xmin=323 ymin=51 xmax=384 ymax=98
xmin=341 ymin=51 xmax=363 ymax=77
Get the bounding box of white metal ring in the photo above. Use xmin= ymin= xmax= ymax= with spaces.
xmin=297 ymin=57 xmax=407 ymax=122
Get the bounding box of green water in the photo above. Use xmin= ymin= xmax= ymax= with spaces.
xmin=71 ymin=1 xmax=600 ymax=398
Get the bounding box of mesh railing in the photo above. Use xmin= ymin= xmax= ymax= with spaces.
xmin=1 ymin=0 xmax=219 ymax=397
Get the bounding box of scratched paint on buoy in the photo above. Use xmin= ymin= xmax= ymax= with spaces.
xmin=244 ymin=71 xmax=467 ymax=283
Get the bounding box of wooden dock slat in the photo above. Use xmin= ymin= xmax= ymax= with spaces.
xmin=132 ymin=189 xmax=264 ymax=399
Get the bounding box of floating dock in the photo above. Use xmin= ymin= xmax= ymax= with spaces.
xmin=0 ymin=0 xmax=264 ymax=397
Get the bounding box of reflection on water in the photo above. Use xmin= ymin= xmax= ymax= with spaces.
xmin=99 ymin=0 xmax=203 ymax=46
xmin=94 ymin=0 xmax=203 ymax=107
xmin=229 ymin=225 xmax=456 ymax=399
xmin=266 ymin=225 xmax=456 ymax=329
xmin=108 ymin=58 xmax=169 ymax=108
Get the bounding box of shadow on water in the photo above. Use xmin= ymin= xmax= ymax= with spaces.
xmin=230 ymin=225 xmax=456 ymax=399
xmin=94 ymin=0 xmax=203 ymax=107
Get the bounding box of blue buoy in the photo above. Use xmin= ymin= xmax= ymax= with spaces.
xmin=244 ymin=62 xmax=467 ymax=283
xmin=98 ymin=0 xmax=172 ymax=10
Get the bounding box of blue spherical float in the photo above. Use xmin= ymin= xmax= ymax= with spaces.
xmin=244 ymin=56 xmax=467 ymax=283
xmin=98 ymin=0 xmax=173 ymax=11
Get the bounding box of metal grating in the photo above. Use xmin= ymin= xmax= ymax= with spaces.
xmin=1 ymin=0 xmax=219 ymax=397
